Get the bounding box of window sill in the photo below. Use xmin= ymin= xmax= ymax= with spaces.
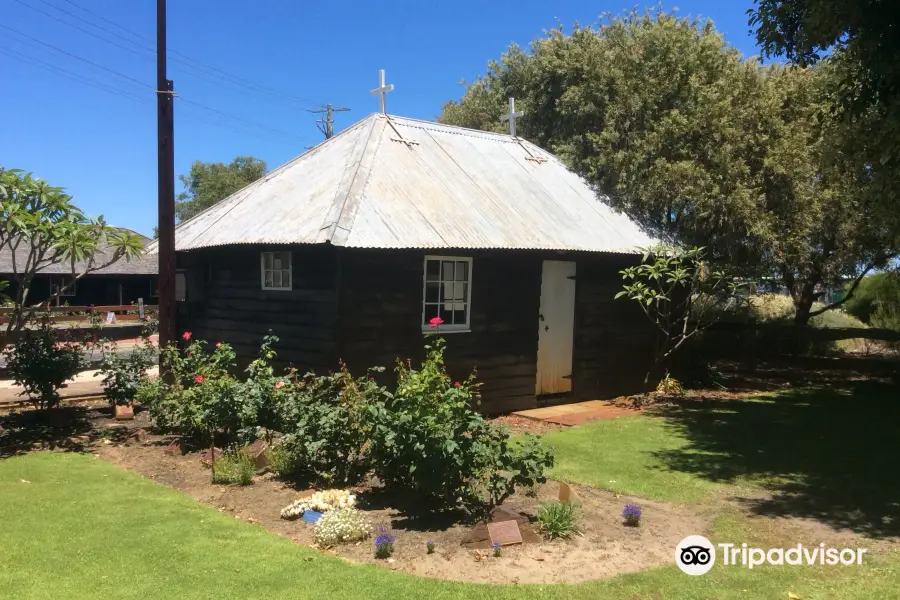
xmin=261 ymin=288 xmax=293 ymax=292
xmin=421 ymin=327 xmax=471 ymax=334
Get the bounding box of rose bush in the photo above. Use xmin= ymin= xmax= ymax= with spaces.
xmin=366 ymin=335 xmax=554 ymax=516
xmin=268 ymin=365 xmax=388 ymax=485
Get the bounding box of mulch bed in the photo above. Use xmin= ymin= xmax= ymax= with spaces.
xmin=0 ymin=403 xmax=711 ymax=584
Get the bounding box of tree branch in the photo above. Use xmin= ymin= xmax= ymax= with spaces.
xmin=807 ymin=257 xmax=889 ymax=318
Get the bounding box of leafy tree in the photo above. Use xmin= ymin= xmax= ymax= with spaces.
xmin=440 ymin=9 xmax=899 ymax=324
xmin=757 ymin=64 xmax=897 ymax=324
xmin=749 ymin=0 xmax=900 ymax=230
xmin=843 ymin=272 xmax=900 ymax=327
xmin=0 ymin=169 xmax=145 ymax=333
xmin=175 ymin=156 xmax=267 ymax=221
xmin=616 ymin=245 xmax=741 ymax=388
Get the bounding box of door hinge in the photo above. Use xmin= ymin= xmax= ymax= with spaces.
xmin=562 ymin=374 xmax=572 ymax=379
xmin=567 ymin=275 xmax=577 ymax=280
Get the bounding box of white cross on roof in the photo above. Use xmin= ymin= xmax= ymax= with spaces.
xmin=370 ymin=69 xmax=394 ymax=114
xmin=500 ymin=97 xmax=524 ymax=137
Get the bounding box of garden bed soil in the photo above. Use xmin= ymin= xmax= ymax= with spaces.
xmin=73 ymin=410 xmax=707 ymax=584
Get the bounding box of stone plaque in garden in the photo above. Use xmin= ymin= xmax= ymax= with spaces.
xmin=114 ymin=404 xmax=134 ymax=420
xmin=128 ymin=429 xmax=148 ymax=444
xmin=487 ymin=520 xmax=523 ymax=546
xmin=247 ymin=439 xmax=270 ymax=471
xmin=164 ymin=439 xmax=181 ymax=455
xmin=199 ymin=447 xmax=224 ymax=466
xmin=559 ymin=481 xmax=581 ymax=505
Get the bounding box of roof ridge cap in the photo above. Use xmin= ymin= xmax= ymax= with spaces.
xmin=318 ymin=115 xmax=386 ymax=243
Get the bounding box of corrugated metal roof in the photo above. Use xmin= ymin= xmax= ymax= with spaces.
xmin=149 ymin=114 xmax=653 ymax=254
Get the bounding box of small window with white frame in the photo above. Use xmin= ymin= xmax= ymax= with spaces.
xmin=422 ymin=256 xmax=472 ymax=332
xmin=52 ymin=276 xmax=77 ymax=297
xmin=261 ymin=251 xmax=292 ymax=290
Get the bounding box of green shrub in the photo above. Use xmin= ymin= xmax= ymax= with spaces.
xmin=265 ymin=439 xmax=295 ymax=479
xmin=366 ymin=336 xmax=554 ymax=516
xmin=3 ymin=324 xmax=84 ymax=410
xmin=211 ymin=448 xmax=254 ymax=485
xmin=871 ymin=303 xmax=900 ymax=331
xmin=809 ymin=308 xmax=866 ymax=329
xmin=536 ymin=501 xmax=580 ymax=540
xmin=313 ymin=508 xmax=372 ymax=547
xmin=747 ymin=293 xmax=796 ymax=322
xmin=97 ymin=338 xmax=157 ymax=406
xmin=655 ymin=372 xmax=685 ymax=396
xmin=270 ymin=365 xmax=386 ymax=486
xmin=844 ymin=273 xmax=900 ymax=324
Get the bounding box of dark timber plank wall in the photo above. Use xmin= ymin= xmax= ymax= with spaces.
xmin=177 ymin=245 xmax=339 ymax=373
xmin=571 ymin=254 xmax=657 ymax=399
xmin=336 ymin=249 xmax=542 ymax=415
xmin=177 ymin=245 xmax=655 ymax=413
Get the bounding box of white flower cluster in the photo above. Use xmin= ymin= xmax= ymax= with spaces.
xmin=280 ymin=489 xmax=357 ymax=520
xmin=313 ymin=508 xmax=373 ymax=547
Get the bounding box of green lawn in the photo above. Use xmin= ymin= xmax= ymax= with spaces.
xmin=544 ymin=382 xmax=900 ymax=536
xmin=2 ymin=383 xmax=899 ymax=599
xmin=541 ymin=413 xmax=726 ymax=503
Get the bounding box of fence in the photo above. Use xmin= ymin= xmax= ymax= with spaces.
xmin=0 ymin=303 xmax=158 ymax=326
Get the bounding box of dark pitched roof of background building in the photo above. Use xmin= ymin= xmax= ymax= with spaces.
xmin=0 ymin=229 xmax=157 ymax=276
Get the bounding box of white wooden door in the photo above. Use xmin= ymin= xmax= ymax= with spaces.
xmin=536 ymin=260 xmax=576 ymax=395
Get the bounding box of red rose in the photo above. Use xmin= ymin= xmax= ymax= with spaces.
xmin=429 ymin=317 xmax=444 ymax=328
xmin=454 ymin=381 xmax=460 ymax=387
xmin=194 ymin=375 xmax=205 ymax=384
xmin=182 ymin=331 xmax=192 ymax=341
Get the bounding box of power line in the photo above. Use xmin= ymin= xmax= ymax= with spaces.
xmin=2 ymin=25 xmax=311 ymax=142
xmin=15 ymin=0 xmax=326 ymax=109
xmin=11 ymin=0 xmax=155 ymax=61
xmin=0 ymin=43 xmax=310 ymax=144
xmin=49 ymin=0 xmax=327 ymax=108
xmin=178 ymin=97 xmax=308 ymax=141
xmin=0 ymin=45 xmax=151 ymax=104
xmin=0 ymin=24 xmax=153 ymax=88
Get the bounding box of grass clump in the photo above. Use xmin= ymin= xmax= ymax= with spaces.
xmin=536 ymin=501 xmax=580 ymax=540
xmin=211 ymin=448 xmax=254 ymax=486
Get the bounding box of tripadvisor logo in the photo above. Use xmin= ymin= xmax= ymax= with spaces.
xmin=675 ymin=536 xmax=868 ymax=575
xmin=676 ymin=535 xmax=716 ymax=575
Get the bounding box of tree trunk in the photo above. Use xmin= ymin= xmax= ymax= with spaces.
xmin=793 ymin=282 xmax=816 ymax=326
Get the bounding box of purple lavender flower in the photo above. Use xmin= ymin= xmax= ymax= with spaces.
xmin=374 ymin=523 xmax=396 ymax=559
xmin=622 ymin=503 xmax=642 ymax=526
xmin=491 ymin=541 xmax=502 ymax=557
xmin=426 ymin=539 xmax=435 ymax=554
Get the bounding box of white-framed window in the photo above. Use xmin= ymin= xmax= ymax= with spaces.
xmin=422 ymin=255 xmax=472 ymax=332
xmin=261 ymin=251 xmax=292 ymax=291
xmin=52 ymin=276 xmax=77 ymax=297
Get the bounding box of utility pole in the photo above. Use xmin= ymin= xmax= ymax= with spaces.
xmin=308 ymin=104 xmax=350 ymax=139
xmin=157 ymin=0 xmax=176 ymax=350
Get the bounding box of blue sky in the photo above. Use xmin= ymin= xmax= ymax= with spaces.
xmin=4 ymin=0 xmax=764 ymax=236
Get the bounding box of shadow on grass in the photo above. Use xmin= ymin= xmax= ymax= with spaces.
xmin=0 ymin=405 xmax=132 ymax=458
xmin=651 ymin=380 xmax=900 ymax=538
